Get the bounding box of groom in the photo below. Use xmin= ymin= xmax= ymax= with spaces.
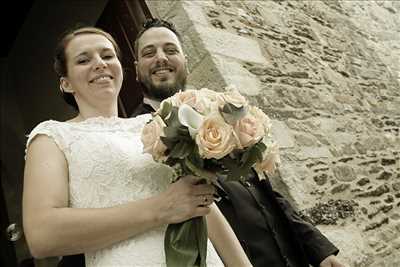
xmin=58 ymin=18 xmax=344 ymax=267
xmin=133 ymin=19 xmax=344 ymax=267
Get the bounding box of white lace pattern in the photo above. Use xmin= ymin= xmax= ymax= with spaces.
xmin=26 ymin=114 xmax=223 ymax=267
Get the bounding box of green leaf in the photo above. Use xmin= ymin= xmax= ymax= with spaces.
xmin=164 ymin=217 xmax=207 ymax=267
xmin=240 ymin=141 xmax=267 ymax=170
xmin=219 ymin=103 xmax=247 ymax=124
xmin=160 ymin=136 xmax=179 ymax=149
xmin=170 ymin=141 xmax=193 ymax=159
xmin=186 ymin=147 xmax=203 ymax=167
xmin=159 ymin=101 xmax=173 ymax=120
xmin=164 ymin=107 xmax=180 ymax=127
xmin=184 ymin=157 xmax=216 ymax=181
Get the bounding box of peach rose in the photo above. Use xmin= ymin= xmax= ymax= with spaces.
xmin=196 ymin=114 xmax=238 ymax=159
xmin=248 ymin=106 xmax=272 ymax=135
xmin=174 ymin=90 xmax=196 ymax=105
xmin=141 ymin=116 xmax=168 ymax=161
xmin=234 ymin=113 xmax=265 ymax=148
xmin=255 ymin=142 xmax=280 ymax=175
xmin=221 ymin=85 xmax=248 ymax=108
xmin=172 ymin=90 xmax=207 ymax=113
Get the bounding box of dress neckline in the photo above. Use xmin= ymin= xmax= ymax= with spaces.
xmin=52 ymin=114 xmax=151 ymax=131
xmin=66 ymin=115 xmax=121 ymax=124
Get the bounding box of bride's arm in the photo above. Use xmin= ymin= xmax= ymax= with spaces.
xmin=23 ymin=135 xmax=213 ymax=258
xmin=206 ymin=203 xmax=252 ymax=266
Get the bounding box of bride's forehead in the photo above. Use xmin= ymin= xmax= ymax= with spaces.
xmin=66 ymin=34 xmax=115 ymax=55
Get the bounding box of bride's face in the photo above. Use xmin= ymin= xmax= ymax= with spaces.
xmin=60 ymin=33 xmax=123 ymax=107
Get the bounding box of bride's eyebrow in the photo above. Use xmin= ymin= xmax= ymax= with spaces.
xmin=101 ymin=48 xmax=115 ymax=53
xmin=73 ymin=47 xmax=115 ymax=59
xmin=73 ymin=52 xmax=89 ymax=60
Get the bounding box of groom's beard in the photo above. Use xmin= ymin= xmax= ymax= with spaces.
xmin=138 ymin=70 xmax=187 ymax=101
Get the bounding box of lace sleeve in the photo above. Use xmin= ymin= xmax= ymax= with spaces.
xmin=25 ymin=120 xmax=68 ymax=160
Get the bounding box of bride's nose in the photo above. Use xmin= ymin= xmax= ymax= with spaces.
xmin=93 ymin=55 xmax=107 ymax=70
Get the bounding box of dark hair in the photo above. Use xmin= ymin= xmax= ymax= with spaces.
xmin=53 ymin=26 xmax=122 ymax=110
xmin=134 ymin=18 xmax=182 ymax=59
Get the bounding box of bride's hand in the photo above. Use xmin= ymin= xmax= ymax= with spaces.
xmin=156 ymin=175 xmax=215 ymax=224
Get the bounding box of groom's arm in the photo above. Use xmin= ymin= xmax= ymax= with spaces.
xmin=207 ymin=203 xmax=252 ymax=266
xmin=272 ymin=189 xmax=339 ymax=266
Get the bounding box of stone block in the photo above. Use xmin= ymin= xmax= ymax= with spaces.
xmin=378 ymin=228 xmax=398 ymax=243
xmin=278 ymin=164 xmax=315 ymax=207
xmin=162 ymin=1 xmax=209 ymax=32
xmin=271 ymin=120 xmax=295 ymax=149
xmin=332 ymin=164 xmax=356 ymax=182
xmin=181 ymin=25 xmax=210 ymax=71
xmin=297 ymin=146 xmax=333 ymax=160
xmin=194 ymin=24 xmax=268 ymax=64
xmin=212 ymin=55 xmax=261 ymax=96
xmin=187 ymin=54 xmax=225 ymax=91
xmin=145 ymin=0 xmax=181 ymax=19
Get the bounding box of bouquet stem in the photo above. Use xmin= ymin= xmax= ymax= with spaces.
xmin=164 ymin=216 xmax=208 ymax=267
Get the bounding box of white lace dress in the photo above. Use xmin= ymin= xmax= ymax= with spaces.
xmin=26 ymin=114 xmax=224 ymax=267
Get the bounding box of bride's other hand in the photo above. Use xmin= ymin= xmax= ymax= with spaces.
xmin=156 ymin=175 xmax=216 ymax=224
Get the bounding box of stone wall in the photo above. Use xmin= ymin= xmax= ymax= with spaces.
xmin=145 ymin=0 xmax=400 ymax=266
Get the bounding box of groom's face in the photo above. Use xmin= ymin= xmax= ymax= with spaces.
xmin=135 ymin=27 xmax=187 ymax=101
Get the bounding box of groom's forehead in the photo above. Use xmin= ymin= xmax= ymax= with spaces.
xmin=138 ymin=27 xmax=183 ymax=50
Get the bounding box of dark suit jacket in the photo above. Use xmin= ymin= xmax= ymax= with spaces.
xmin=216 ymin=175 xmax=339 ymax=267
xmin=57 ymin=103 xmax=338 ymax=267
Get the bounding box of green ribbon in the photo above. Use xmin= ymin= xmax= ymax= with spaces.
xmin=165 ymin=216 xmax=208 ymax=267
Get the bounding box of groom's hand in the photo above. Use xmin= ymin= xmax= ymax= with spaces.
xmin=319 ymin=255 xmax=345 ymax=267
xmin=158 ymin=175 xmax=215 ymax=224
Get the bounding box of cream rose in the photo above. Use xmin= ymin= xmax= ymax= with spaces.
xmin=197 ymin=88 xmax=224 ymax=113
xmin=141 ymin=115 xmax=168 ymax=161
xmin=196 ymin=114 xmax=238 ymax=159
xmin=234 ymin=113 xmax=265 ymax=148
xmin=255 ymin=142 xmax=280 ymax=175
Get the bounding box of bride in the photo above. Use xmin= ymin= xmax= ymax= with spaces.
xmin=22 ymin=26 xmax=251 ymax=266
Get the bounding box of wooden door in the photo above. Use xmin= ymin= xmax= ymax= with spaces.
xmin=0 ymin=165 xmax=18 ymax=267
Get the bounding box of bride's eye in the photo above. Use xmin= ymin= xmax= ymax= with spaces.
xmin=77 ymin=57 xmax=89 ymax=64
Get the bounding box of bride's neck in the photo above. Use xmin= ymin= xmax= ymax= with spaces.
xmin=74 ymin=105 xmax=118 ymax=122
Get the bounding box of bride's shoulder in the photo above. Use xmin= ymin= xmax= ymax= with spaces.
xmin=29 ymin=119 xmax=65 ymax=133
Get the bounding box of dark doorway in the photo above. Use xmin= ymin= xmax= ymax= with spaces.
xmin=97 ymin=0 xmax=153 ymax=118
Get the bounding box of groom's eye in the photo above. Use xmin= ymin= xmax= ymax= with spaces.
xmin=142 ymin=49 xmax=155 ymax=58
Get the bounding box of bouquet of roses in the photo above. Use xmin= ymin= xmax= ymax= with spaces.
xmin=141 ymin=85 xmax=280 ymax=267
